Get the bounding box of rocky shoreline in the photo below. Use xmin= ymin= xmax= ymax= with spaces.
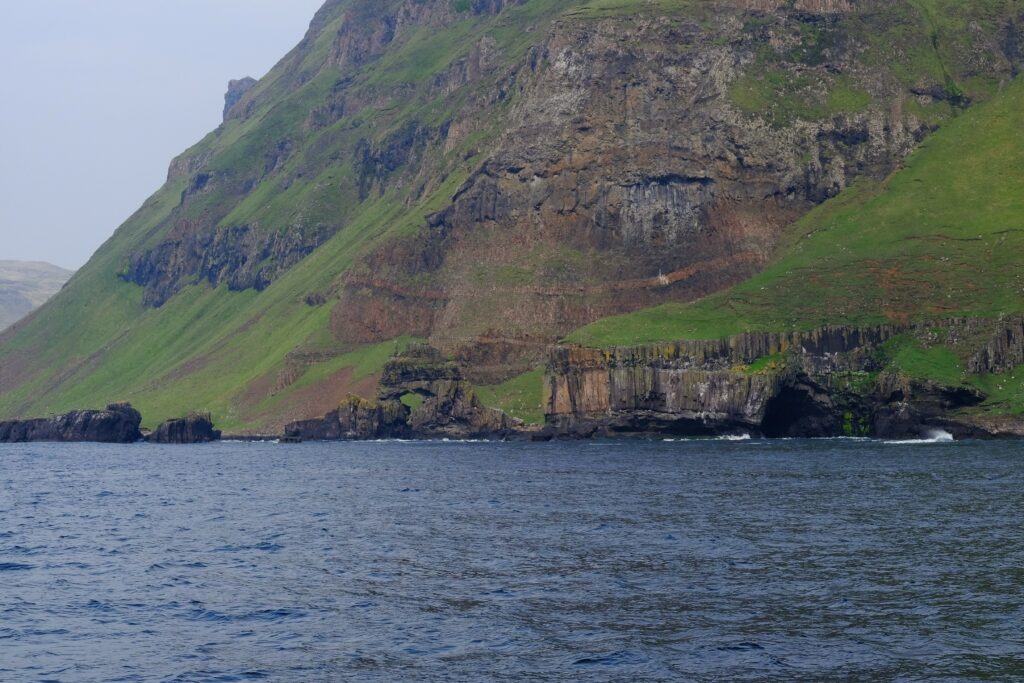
xmin=0 ymin=406 xmax=223 ymax=445
xmin=538 ymin=319 xmax=1024 ymax=442
xmin=4 ymin=319 xmax=1024 ymax=444
xmin=285 ymin=321 xmax=1024 ymax=442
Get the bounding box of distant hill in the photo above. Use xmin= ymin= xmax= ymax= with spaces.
xmin=0 ymin=261 xmax=74 ymax=330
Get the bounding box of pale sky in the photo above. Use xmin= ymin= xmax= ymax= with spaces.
xmin=0 ymin=0 xmax=326 ymax=270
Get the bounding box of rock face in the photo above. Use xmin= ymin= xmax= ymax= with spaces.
xmin=223 ymin=77 xmax=256 ymax=121
xmin=329 ymin=0 xmax=1015 ymax=362
xmin=120 ymin=223 xmax=329 ymax=308
xmin=6 ymin=0 xmax=1024 ymax=433
xmin=117 ymin=0 xmax=1023 ymax=357
xmin=542 ymin=322 xmax=1005 ymax=439
xmin=285 ymin=395 xmax=411 ymax=441
xmin=0 ymin=403 xmax=142 ymax=443
xmin=284 ymin=344 xmax=519 ymax=440
xmin=148 ymin=413 xmax=222 ymax=444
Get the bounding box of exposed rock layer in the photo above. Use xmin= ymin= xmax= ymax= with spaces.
xmin=542 ymin=320 xmax=1021 ymax=440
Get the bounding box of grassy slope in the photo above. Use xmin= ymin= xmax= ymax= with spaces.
xmin=570 ymin=76 xmax=1024 ymax=347
xmin=1 ymin=0 xmax=1020 ymax=430
xmin=568 ymin=75 xmax=1024 ymax=417
xmin=0 ymin=1 xmax=572 ymax=431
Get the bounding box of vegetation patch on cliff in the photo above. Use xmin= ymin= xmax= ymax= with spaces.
xmin=476 ymin=367 xmax=546 ymax=425
xmin=570 ymin=76 xmax=1024 ymax=347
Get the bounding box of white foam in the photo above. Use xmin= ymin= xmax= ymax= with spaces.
xmin=883 ymin=429 xmax=955 ymax=445
xmin=717 ymin=434 xmax=752 ymax=441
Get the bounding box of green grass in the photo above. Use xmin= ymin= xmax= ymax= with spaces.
xmin=401 ymin=392 xmax=425 ymax=410
xmin=476 ymin=368 xmax=546 ymax=425
xmin=3 ymin=0 xmax=1023 ymax=430
xmin=570 ymin=75 xmax=1024 ymax=347
xmin=878 ymin=335 xmax=966 ymax=386
xmin=743 ymin=353 xmax=787 ymax=375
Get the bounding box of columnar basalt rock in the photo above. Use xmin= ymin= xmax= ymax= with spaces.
xmin=543 ymin=322 xmax=1004 ymax=439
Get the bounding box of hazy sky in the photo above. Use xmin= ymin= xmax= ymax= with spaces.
xmin=0 ymin=0 xmax=326 ymax=270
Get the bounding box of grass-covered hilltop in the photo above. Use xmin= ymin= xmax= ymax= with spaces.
xmin=3 ymin=0 xmax=1024 ymax=436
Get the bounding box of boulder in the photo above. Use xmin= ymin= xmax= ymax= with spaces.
xmin=148 ymin=412 xmax=221 ymax=444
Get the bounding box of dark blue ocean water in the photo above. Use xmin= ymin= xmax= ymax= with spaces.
xmin=1 ymin=439 xmax=1023 ymax=682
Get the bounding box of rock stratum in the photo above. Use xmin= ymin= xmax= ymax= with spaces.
xmin=542 ymin=320 xmax=1024 ymax=440
xmin=2 ymin=0 xmax=1024 ymax=437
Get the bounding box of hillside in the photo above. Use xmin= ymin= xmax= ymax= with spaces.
xmin=572 ymin=75 xmax=1024 ymax=346
xmin=0 ymin=261 xmax=73 ymax=331
xmin=1 ymin=0 xmax=1022 ymax=432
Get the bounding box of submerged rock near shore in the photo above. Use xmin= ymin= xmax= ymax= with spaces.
xmin=0 ymin=403 xmax=142 ymax=443
xmin=148 ymin=413 xmax=222 ymax=444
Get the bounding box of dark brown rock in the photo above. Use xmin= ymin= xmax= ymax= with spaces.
xmin=0 ymin=403 xmax=142 ymax=443
xmin=148 ymin=413 xmax=222 ymax=444
xmin=283 ymin=344 xmax=521 ymax=441
xmin=284 ymin=395 xmax=410 ymax=441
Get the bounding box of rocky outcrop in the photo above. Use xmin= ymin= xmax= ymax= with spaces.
xmin=0 ymin=403 xmax=142 ymax=443
xmin=284 ymin=395 xmax=410 ymax=441
xmin=148 ymin=412 xmax=222 ymax=444
xmin=379 ymin=345 xmax=519 ymax=438
xmin=223 ymin=77 xmax=257 ymax=121
xmin=283 ymin=344 xmax=519 ymax=440
xmin=121 ymin=224 xmax=329 ymax=308
xmin=542 ymin=323 xmax=1004 ymax=440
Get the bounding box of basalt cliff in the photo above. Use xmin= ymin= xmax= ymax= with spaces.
xmin=2 ymin=0 xmax=1024 ymax=438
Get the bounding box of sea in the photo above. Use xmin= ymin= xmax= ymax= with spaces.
xmin=1 ymin=438 xmax=1022 ymax=682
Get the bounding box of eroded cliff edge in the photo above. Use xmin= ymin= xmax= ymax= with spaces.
xmin=541 ymin=318 xmax=1024 ymax=440
xmin=281 ymin=317 xmax=1024 ymax=441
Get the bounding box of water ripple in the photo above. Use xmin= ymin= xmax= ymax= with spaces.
xmin=0 ymin=439 xmax=1022 ymax=680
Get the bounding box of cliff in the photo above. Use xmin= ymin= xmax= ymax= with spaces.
xmin=543 ymin=319 xmax=1024 ymax=439
xmin=2 ymin=0 xmax=1024 ymax=433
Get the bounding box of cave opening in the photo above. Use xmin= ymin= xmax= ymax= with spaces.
xmin=761 ymin=384 xmax=839 ymax=438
